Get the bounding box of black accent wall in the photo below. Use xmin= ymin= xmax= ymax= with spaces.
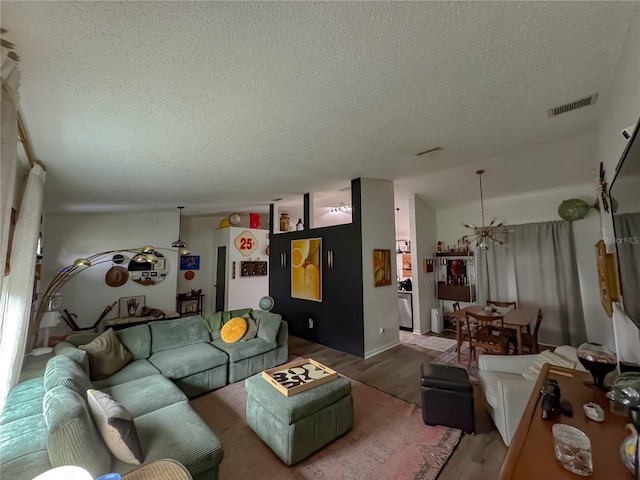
xmin=269 ymin=179 xmax=364 ymax=357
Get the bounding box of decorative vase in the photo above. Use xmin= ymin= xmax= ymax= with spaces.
xmin=577 ymin=342 xmax=617 ymax=389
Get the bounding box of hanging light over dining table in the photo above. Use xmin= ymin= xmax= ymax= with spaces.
xmin=462 ymin=169 xmax=507 ymax=250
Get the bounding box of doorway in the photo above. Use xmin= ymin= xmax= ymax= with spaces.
xmin=215 ymin=246 xmax=226 ymax=312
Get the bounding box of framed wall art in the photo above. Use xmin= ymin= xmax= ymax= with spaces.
xmin=180 ymin=255 xmax=200 ymax=271
xmin=119 ymin=295 xmax=145 ymax=317
xmin=373 ymin=249 xmax=392 ymax=287
xmin=291 ymin=238 xmax=322 ymax=302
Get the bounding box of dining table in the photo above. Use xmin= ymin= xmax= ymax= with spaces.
xmin=450 ymin=305 xmax=539 ymax=355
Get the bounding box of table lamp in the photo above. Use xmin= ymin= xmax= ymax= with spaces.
xmin=32 ymin=466 xmax=93 ymax=480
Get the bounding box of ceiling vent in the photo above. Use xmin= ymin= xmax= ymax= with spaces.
xmin=415 ymin=146 xmax=443 ymax=156
xmin=547 ymin=93 xmax=598 ymax=118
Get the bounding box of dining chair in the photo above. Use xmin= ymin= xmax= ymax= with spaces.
xmin=487 ymin=300 xmax=517 ymax=309
xmin=506 ymin=309 xmax=543 ymax=354
xmin=463 ymin=310 xmax=509 ymax=368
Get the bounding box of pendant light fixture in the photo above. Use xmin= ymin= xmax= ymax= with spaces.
xmin=171 ymin=206 xmax=187 ymax=249
xmin=462 ymin=170 xmax=506 ymax=250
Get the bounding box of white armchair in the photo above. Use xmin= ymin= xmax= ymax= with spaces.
xmin=477 ymin=345 xmax=584 ymax=446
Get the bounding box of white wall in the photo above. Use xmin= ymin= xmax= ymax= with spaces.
xmin=41 ymin=210 xmax=178 ymax=331
xmin=177 ymin=216 xmax=221 ymax=314
xmin=437 ymin=181 xmax=608 ymax=347
xmin=594 ymin=6 xmax=640 ymax=363
xmin=360 ymin=178 xmax=399 ymax=358
xmin=410 ymin=194 xmax=438 ymax=334
xmin=213 ymin=226 xmax=270 ymax=312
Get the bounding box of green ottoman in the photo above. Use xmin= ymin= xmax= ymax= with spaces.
xmin=245 ymin=373 xmax=354 ymax=466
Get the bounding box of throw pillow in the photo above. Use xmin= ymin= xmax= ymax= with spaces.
xmin=241 ymin=317 xmax=259 ymax=342
xmin=252 ymin=310 xmax=281 ymax=344
xmin=79 ymin=328 xmax=132 ymax=381
xmin=221 ymin=317 xmax=247 ymax=343
xmin=522 ymin=350 xmax=576 ymax=381
xmin=86 ymin=389 xmax=144 ymax=465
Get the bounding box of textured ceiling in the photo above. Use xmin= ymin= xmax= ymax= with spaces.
xmin=1 ymin=1 xmax=636 ymax=216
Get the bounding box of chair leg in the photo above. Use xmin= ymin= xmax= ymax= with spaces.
xmin=468 ymin=345 xmax=473 ymax=368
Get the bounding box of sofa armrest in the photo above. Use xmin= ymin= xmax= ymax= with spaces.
xmin=276 ymin=320 xmax=288 ymax=347
xmin=478 ymin=353 xmax=539 ymax=375
xmin=497 ymin=376 xmax=537 ymax=445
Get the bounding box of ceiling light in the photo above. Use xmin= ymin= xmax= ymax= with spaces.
xmin=462 ymin=169 xmax=507 ymax=250
xmin=171 ymin=206 xmax=187 ymax=249
xmin=330 ymin=204 xmax=352 ymax=214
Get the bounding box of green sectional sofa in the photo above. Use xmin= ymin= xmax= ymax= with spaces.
xmin=0 ymin=309 xmax=288 ymax=480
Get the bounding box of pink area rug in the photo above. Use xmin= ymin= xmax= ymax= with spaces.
xmin=191 ymin=375 xmax=462 ymax=480
xmin=432 ymin=343 xmax=479 ymax=383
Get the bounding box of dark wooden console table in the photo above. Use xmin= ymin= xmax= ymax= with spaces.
xmin=499 ymin=363 xmax=631 ymax=479
xmin=176 ymin=294 xmax=204 ymax=317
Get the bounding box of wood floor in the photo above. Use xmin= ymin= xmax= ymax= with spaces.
xmin=289 ymin=334 xmax=507 ymax=480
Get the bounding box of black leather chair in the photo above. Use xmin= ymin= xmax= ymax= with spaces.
xmin=420 ymin=362 xmax=475 ymax=434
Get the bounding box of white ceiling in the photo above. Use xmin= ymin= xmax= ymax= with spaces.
xmin=2 ymin=1 xmax=636 ymax=217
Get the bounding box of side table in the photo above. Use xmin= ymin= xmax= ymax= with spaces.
xmin=122 ymin=460 xmax=192 ymax=480
xmin=176 ymin=294 xmax=204 ymax=317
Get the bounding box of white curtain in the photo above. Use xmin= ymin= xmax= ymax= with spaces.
xmin=1 ymin=51 xmax=20 ymax=282
xmin=0 ymin=165 xmax=45 ymax=410
xmin=477 ymin=221 xmax=587 ymax=346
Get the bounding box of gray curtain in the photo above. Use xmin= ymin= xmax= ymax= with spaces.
xmin=614 ymin=213 xmax=640 ymax=324
xmin=477 ymin=221 xmax=587 ymax=346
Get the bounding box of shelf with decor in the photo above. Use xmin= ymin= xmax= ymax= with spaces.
xmin=435 ymin=252 xmax=476 ymax=303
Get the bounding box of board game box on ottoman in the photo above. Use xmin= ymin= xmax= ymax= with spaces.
xmin=245 ymin=360 xmax=354 ymax=466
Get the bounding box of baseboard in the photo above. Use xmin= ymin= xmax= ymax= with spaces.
xmin=364 ymin=340 xmax=399 ymax=359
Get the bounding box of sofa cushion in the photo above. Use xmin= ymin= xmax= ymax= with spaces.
xmin=221 ymin=317 xmax=247 ymax=343
xmin=87 ymin=389 xmax=144 ymax=465
xmin=252 ymin=310 xmax=282 ymax=344
xmin=211 ymin=338 xmax=276 ymax=363
xmin=110 ymin=401 xmax=224 ymax=477
xmin=115 ymin=324 xmax=152 ymax=360
xmin=102 ymin=374 xmax=187 ymax=417
xmin=65 ymin=331 xmax=99 ymax=347
xmin=44 ymin=355 xmax=93 ymax=401
xmin=149 ymin=316 xmax=211 ymax=353
xmin=0 ymin=377 xmax=45 ymax=424
xmin=149 ymin=343 xmax=228 ymax=379
xmin=202 ymin=311 xmax=223 ymax=333
xmin=93 ymin=359 xmax=161 ymax=389
xmin=43 ymin=385 xmax=112 ymax=478
xmin=79 ymin=328 xmax=133 ymax=380
xmin=223 ymin=308 xmax=253 ymax=323
xmin=0 ymin=413 xmax=48 ymax=465
xmin=54 ymin=342 xmax=90 ymax=375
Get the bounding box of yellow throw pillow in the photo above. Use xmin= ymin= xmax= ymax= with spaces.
xmin=221 ymin=317 xmax=248 ymax=343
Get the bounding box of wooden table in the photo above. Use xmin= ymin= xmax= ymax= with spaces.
xmin=450 ymin=305 xmax=538 ymax=354
xmin=499 ymin=363 xmax=630 ymax=479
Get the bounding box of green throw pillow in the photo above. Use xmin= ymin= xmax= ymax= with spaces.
xmin=202 ymin=311 xmax=223 ymax=333
xmin=252 ymin=310 xmax=281 ymax=344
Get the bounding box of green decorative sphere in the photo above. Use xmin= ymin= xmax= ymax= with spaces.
xmin=558 ymin=199 xmax=591 ymax=222
xmin=258 ymin=295 xmax=274 ymax=311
